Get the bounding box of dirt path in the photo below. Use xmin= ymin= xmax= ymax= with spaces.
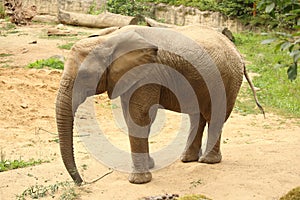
xmin=0 ymin=24 xmax=299 ymax=200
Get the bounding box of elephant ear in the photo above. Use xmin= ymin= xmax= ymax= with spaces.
xmin=72 ymin=31 xmax=158 ymax=115
xmin=106 ymin=31 xmax=158 ymax=99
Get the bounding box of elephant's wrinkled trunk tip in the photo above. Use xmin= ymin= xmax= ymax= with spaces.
xmin=71 ymin=170 xmax=83 ymax=186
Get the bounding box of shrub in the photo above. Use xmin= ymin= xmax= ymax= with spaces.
xmin=26 ymin=58 xmax=64 ymax=70
xmin=0 ymin=3 xmax=5 ymax=19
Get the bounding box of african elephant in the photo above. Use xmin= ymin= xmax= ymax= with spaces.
xmin=55 ymin=25 xmax=264 ymax=185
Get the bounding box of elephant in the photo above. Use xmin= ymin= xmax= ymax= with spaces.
xmin=55 ymin=25 xmax=264 ymax=185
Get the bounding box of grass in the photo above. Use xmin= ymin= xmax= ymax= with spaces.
xmin=0 ymin=22 xmax=16 ymax=31
xmin=26 ymin=58 xmax=64 ymax=70
xmin=0 ymin=3 xmax=5 ymax=19
xmin=0 ymin=53 xmax=13 ymax=57
xmin=58 ymin=42 xmax=74 ymax=50
xmin=234 ymin=32 xmax=300 ymax=118
xmin=16 ymin=181 xmax=78 ymax=200
xmin=0 ymin=159 xmax=46 ymax=172
xmin=178 ymin=194 xmax=212 ymax=200
xmin=189 ymin=179 xmax=203 ymax=188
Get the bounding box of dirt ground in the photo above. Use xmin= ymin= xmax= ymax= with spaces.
xmin=0 ymin=23 xmax=299 ymax=200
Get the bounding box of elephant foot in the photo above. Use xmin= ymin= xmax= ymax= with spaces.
xmin=198 ymin=151 xmax=222 ymax=164
xmin=129 ymin=172 xmax=152 ymax=184
xmin=180 ymin=152 xmax=199 ymax=162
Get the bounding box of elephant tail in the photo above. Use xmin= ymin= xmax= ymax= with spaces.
xmin=243 ymin=65 xmax=266 ymax=118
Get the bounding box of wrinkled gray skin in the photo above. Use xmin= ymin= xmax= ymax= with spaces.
xmin=56 ymin=25 xmax=262 ymax=185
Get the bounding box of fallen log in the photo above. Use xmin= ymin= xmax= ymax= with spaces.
xmin=58 ymin=10 xmax=138 ymax=28
xmin=32 ymin=15 xmax=59 ymax=24
xmin=145 ymin=17 xmax=175 ymax=28
xmin=47 ymin=28 xmax=78 ymax=36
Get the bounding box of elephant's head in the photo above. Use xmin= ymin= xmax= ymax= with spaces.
xmin=55 ymin=30 xmax=158 ymax=185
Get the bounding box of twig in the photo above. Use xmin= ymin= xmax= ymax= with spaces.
xmin=74 ymin=134 xmax=90 ymax=137
xmin=36 ymin=127 xmax=58 ymax=135
xmin=83 ymin=169 xmax=114 ymax=185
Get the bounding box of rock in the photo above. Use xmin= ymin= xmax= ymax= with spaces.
xmin=55 ymin=23 xmax=65 ymax=29
xmin=20 ymin=103 xmax=28 ymax=109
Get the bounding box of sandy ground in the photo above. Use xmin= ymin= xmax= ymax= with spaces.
xmin=0 ymin=23 xmax=299 ymax=200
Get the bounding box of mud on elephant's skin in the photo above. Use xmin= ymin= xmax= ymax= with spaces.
xmin=55 ymin=25 xmax=264 ymax=185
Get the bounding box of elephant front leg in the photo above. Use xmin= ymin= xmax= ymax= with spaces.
xmin=121 ymin=85 xmax=160 ymax=184
xmin=128 ymin=135 xmax=154 ymax=184
xmin=181 ymin=113 xmax=206 ymax=162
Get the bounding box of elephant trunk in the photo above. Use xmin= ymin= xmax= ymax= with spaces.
xmin=55 ymin=77 xmax=83 ymax=185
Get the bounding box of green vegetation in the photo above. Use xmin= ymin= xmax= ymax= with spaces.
xmin=258 ymin=0 xmax=299 ymax=81
xmin=178 ymin=194 xmax=212 ymax=200
xmin=147 ymin=0 xmax=218 ymax=11
xmin=0 ymin=22 xmax=16 ymax=31
xmin=0 ymin=159 xmax=45 ymax=172
xmin=16 ymin=181 xmax=78 ymax=200
xmin=106 ymin=0 xmax=153 ymax=21
xmin=26 ymin=58 xmax=64 ymax=70
xmin=0 ymin=53 xmax=13 ymax=57
xmin=87 ymin=0 xmax=106 ymax=15
xmin=234 ymin=32 xmax=300 ymax=117
xmin=280 ymin=186 xmax=300 ymax=200
xmin=58 ymin=42 xmax=74 ymax=50
xmin=0 ymin=3 xmax=5 ymax=19
xmin=190 ymin=179 xmax=203 ymax=188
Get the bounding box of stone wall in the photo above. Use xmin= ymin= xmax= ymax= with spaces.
xmin=1 ymin=0 xmax=245 ymax=32
xmin=153 ymin=4 xmax=245 ymax=32
xmin=21 ymin=0 xmax=105 ymax=15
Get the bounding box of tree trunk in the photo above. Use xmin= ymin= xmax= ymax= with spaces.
xmin=58 ymin=10 xmax=138 ymax=28
xmin=145 ymin=17 xmax=175 ymax=28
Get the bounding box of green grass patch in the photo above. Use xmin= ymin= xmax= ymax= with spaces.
xmin=234 ymin=32 xmax=300 ymax=118
xmin=0 ymin=53 xmax=13 ymax=57
xmin=16 ymin=181 xmax=78 ymax=200
xmin=0 ymin=159 xmax=45 ymax=172
xmin=26 ymin=58 xmax=64 ymax=70
xmin=58 ymin=42 xmax=74 ymax=50
xmin=178 ymin=194 xmax=212 ymax=200
xmin=0 ymin=3 xmax=5 ymax=19
xmin=0 ymin=22 xmax=16 ymax=31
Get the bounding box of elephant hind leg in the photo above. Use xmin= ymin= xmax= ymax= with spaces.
xmin=199 ymin=123 xmax=222 ymax=164
xmin=181 ymin=113 xmax=206 ymax=162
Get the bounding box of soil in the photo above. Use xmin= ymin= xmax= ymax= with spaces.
xmin=0 ymin=23 xmax=299 ymax=200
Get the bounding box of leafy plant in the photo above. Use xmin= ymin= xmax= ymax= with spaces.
xmin=87 ymin=0 xmax=106 ymax=15
xmin=107 ymin=0 xmax=153 ymax=19
xmin=0 ymin=3 xmax=5 ymax=19
xmin=258 ymin=0 xmax=299 ymax=80
xmin=147 ymin=0 xmax=218 ymax=11
xmin=26 ymin=58 xmax=64 ymax=70
xmin=16 ymin=181 xmax=78 ymax=200
xmin=58 ymin=42 xmax=74 ymax=50
xmin=218 ymin=0 xmax=255 ymax=18
xmin=0 ymin=159 xmax=45 ymax=172
xmin=257 ymin=0 xmax=300 ymax=29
